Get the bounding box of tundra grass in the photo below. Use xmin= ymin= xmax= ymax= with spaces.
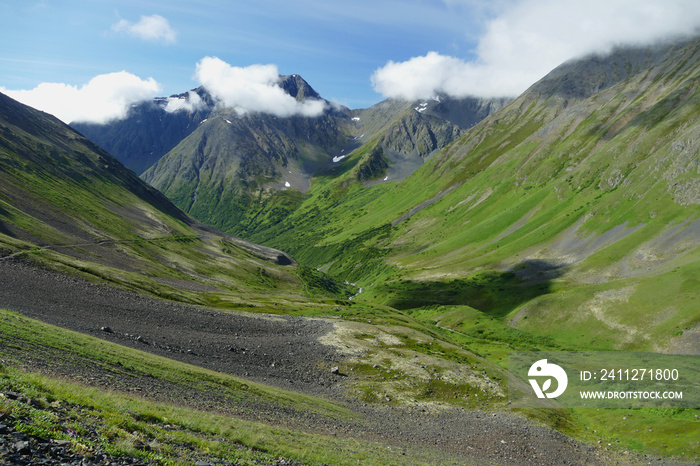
xmin=0 ymin=366 xmax=457 ymax=465
xmin=0 ymin=309 xmax=462 ymax=465
xmin=572 ymin=408 xmax=699 ymax=460
xmin=403 ymin=305 xmax=699 ymax=461
xmin=512 ymin=260 xmax=700 ymax=351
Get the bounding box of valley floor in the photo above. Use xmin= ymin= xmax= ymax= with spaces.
xmin=0 ymin=258 xmax=691 ymax=465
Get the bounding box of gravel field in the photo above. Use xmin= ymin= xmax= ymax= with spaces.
xmin=0 ymin=259 xmax=690 ymax=465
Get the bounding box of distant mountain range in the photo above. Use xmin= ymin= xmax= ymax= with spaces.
xmin=72 ymin=76 xmax=510 ymax=236
xmin=73 ymin=76 xmax=509 ymax=178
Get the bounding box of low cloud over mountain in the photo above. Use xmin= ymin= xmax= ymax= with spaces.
xmin=372 ymin=0 xmax=700 ymax=100
xmin=2 ymin=57 xmax=328 ymax=124
xmin=194 ymin=57 xmax=327 ymax=117
xmin=0 ymin=71 xmax=161 ymax=124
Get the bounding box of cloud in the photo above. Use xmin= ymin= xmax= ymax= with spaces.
xmin=112 ymin=14 xmax=176 ymax=44
xmin=194 ymin=56 xmax=327 ymax=117
xmin=164 ymin=91 xmax=206 ymax=113
xmin=373 ymin=0 xmax=700 ymax=99
xmin=372 ymin=52 xmax=493 ymax=100
xmin=1 ymin=72 xmax=161 ymax=124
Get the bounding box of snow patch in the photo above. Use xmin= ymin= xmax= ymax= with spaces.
xmin=384 ymin=176 xmax=388 ymax=181
xmin=351 ymin=116 xmax=360 ymax=121
xmin=414 ymin=102 xmax=428 ymax=113
xmin=200 ymin=118 xmax=208 ymax=124
xmin=284 ymin=181 xmax=291 ymax=187
xmin=224 ymin=118 xmax=232 ymax=124
xmin=333 ymin=155 xmax=346 ymax=163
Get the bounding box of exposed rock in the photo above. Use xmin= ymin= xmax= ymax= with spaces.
xmin=669 ymin=179 xmax=700 ymax=205
xmin=13 ymin=440 xmax=30 ymax=455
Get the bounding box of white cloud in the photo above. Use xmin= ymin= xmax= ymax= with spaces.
xmin=1 ymin=72 xmax=161 ymax=124
xmin=164 ymin=90 xmax=205 ymax=113
xmin=373 ymin=0 xmax=700 ymax=99
xmin=194 ymin=56 xmax=327 ymax=117
xmin=112 ymin=14 xmax=176 ymax=44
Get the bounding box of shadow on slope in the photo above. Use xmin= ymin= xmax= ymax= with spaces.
xmin=382 ymin=260 xmax=566 ymax=317
xmin=0 ymin=205 xmax=12 ymax=238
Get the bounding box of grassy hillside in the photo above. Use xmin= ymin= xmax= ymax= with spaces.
xmin=246 ymin=38 xmax=700 ymax=354
xmin=0 ymin=308 xmax=473 ymax=465
xmin=0 ymin=91 xmax=346 ymax=309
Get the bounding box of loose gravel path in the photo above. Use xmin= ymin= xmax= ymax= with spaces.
xmin=0 ymin=259 xmax=689 ymax=465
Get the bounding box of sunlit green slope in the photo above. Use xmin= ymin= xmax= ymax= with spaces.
xmin=0 ymin=91 xmax=331 ymax=306
xmin=249 ymin=38 xmax=700 ymax=352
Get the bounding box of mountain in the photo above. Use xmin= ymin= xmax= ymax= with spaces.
xmin=72 ymin=88 xmax=214 ymax=176
xmin=71 ymin=75 xmax=507 ymax=237
xmin=347 ymin=95 xmax=511 ymax=183
xmin=279 ymin=73 xmax=323 ymax=100
xmin=138 ymin=74 xmax=354 ymax=235
xmin=244 ymin=37 xmax=700 ymax=354
xmin=72 ymin=75 xmax=330 ymax=177
xmin=0 ymin=90 xmax=324 ymax=305
xmin=71 ymin=75 xmax=334 ymax=177
xmin=142 ymin=93 xmax=508 ymax=236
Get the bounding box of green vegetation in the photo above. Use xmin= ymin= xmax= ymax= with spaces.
xmin=233 ymin=38 xmax=700 ymax=359
xmin=573 ymin=409 xmax=699 ymax=459
xmin=0 ymin=310 xmax=464 ymax=465
xmin=2 ymin=38 xmax=700 ymax=463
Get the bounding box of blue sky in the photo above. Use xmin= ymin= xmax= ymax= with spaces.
xmin=2 ymin=0 xmax=699 ymax=123
xmin=1 ymin=0 xmax=486 ymax=107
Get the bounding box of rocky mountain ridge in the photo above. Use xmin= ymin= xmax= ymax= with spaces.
xmin=74 ymin=74 xmax=507 ymax=236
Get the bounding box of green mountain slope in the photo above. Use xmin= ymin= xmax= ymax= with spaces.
xmin=247 ymin=37 xmax=700 ymax=353
xmin=0 ymin=91 xmax=321 ymax=306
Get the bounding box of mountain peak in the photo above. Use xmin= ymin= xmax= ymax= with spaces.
xmin=279 ymin=74 xmax=321 ymax=101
